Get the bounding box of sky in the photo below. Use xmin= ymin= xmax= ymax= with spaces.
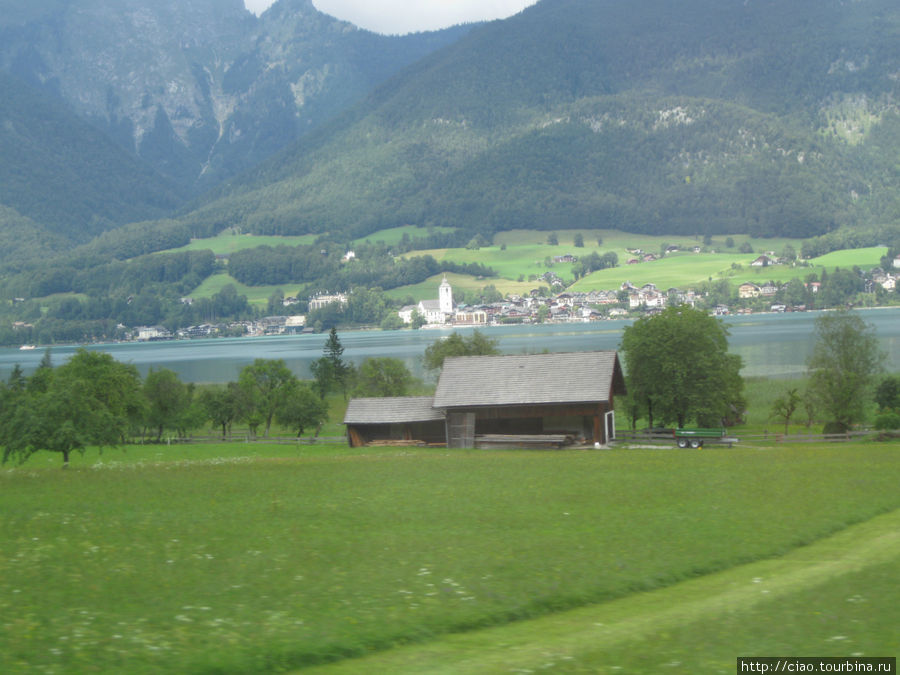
xmin=244 ymin=0 xmax=539 ymax=35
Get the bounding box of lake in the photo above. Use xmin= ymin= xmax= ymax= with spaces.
xmin=1 ymin=308 xmax=898 ymax=383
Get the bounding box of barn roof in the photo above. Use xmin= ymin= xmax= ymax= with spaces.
xmin=433 ymin=351 xmax=625 ymax=409
xmin=343 ymin=396 xmax=444 ymax=424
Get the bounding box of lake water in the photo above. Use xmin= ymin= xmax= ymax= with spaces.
xmin=1 ymin=308 xmax=897 ymax=383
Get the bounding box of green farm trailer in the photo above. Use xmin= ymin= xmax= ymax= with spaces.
xmin=674 ymin=428 xmax=737 ymax=448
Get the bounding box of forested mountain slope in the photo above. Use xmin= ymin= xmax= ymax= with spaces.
xmin=183 ymin=0 xmax=900 ymax=241
xmin=0 ymin=71 xmax=184 ymax=264
xmin=0 ymin=0 xmax=471 ymax=190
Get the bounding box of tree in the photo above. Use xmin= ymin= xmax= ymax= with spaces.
xmin=574 ymin=233 xmax=584 ymax=248
xmin=410 ymin=309 xmax=427 ymax=330
xmin=143 ymin=368 xmax=194 ymax=442
xmin=276 ymin=381 xmax=328 ymax=438
xmin=547 ymin=232 xmax=558 ymax=245
xmin=199 ymin=382 xmax=248 ymax=439
xmin=423 ymin=330 xmax=500 ymax=371
xmin=380 ymin=313 xmax=404 ymax=331
xmin=324 ymin=326 xmax=351 ymax=398
xmin=267 ymin=288 xmax=285 ymax=315
xmin=238 ymin=359 xmax=298 ymax=437
xmin=769 ymin=387 xmax=801 ymax=435
xmin=312 ymin=327 xmax=352 ymax=399
xmin=353 ymin=357 xmax=416 ymax=397
xmin=807 ymin=310 xmax=885 ymax=432
xmin=621 ymin=305 xmax=744 ymax=428
xmin=874 ymin=375 xmax=900 ymax=411
xmin=2 ymin=349 xmax=143 ymax=466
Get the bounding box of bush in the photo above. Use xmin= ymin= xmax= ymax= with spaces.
xmin=822 ymin=421 xmax=849 ymax=435
xmin=874 ymin=411 xmax=900 ymax=431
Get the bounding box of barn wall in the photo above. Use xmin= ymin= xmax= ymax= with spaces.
xmin=444 ymin=402 xmax=613 ymax=447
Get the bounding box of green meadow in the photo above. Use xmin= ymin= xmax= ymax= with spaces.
xmin=173 ymin=227 xmax=887 ymax=305
xmin=188 ymin=272 xmax=307 ymax=308
xmin=2 ymin=441 xmax=898 ymax=673
xmin=164 ymin=232 xmax=317 ymax=256
xmin=353 ymin=224 xmax=457 ymax=246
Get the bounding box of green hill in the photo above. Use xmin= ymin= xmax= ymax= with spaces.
xmin=180 ymin=0 xmax=900 ymax=242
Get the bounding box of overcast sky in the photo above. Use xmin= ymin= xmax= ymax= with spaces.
xmin=244 ymin=0 xmax=538 ymax=34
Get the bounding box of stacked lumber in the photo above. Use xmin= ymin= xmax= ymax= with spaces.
xmin=474 ymin=434 xmax=574 ymax=449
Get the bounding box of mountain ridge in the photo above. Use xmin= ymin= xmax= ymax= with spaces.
xmin=178 ymin=0 xmax=900 ymax=241
xmin=0 ymin=0 xmax=472 ymax=190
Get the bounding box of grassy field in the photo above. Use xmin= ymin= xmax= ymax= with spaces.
xmin=2 ymin=441 xmax=898 ymax=673
xmin=188 ymin=272 xmax=307 ymax=307
xmin=163 ymin=232 xmax=317 ymax=256
xmin=309 ymin=508 xmax=900 ymax=673
xmin=383 ymin=271 xmax=536 ymax=302
xmin=353 ymin=224 xmax=457 ymax=246
xmin=173 ymin=227 xmax=886 ymax=304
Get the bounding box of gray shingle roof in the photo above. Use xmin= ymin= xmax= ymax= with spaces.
xmin=433 ymin=351 xmax=624 ymax=408
xmin=343 ymin=396 xmax=444 ymax=424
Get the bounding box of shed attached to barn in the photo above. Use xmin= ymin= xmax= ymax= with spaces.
xmin=344 ymin=396 xmax=446 ymax=448
xmin=433 ymin=351 xmax=626 ymax=448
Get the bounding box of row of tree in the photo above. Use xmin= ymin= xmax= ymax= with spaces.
xmin=619 ymin=307 xmax=888 ymax=433
xmin=0 ymin=350 xmax=328 ymax=467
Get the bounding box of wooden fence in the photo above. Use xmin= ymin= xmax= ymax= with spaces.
xmin=613 ymin=428 xmax=892 ymax=445
xmin=154 ymin=435 xmax=347 ymax=446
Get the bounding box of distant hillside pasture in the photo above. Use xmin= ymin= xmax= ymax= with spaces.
xmin=383 ymin=272 xmax=535 ymax=303
xmin=810 ymin=246 xmax=888 ymax=269
xmin=1 ymin=444 xmax=897 ymax=672
xmin=161 ymin=233 xmax=317 ymax=257
xmin=354 ymin=225 xmax=457 ymax=246
xmin=405 ymin=245 xmax=572 ymax=283
xmin=571 ymin=253 xmax=757 ymax=291
xmin=188 ymin=272 xmax=307 ymax=308
xmin=492 ymin=229 xmax=802 ymax=252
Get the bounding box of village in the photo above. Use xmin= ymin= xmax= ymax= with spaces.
xmin=126 ymin=259 xmax=899 ymax=341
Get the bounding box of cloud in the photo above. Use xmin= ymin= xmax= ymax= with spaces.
xmin=244 ymin=0 xmax=275 ymax=15
xmin=245 ymin=1 xmax=538 ymax=34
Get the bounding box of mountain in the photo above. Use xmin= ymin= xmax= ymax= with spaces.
xmin=0 ymin=70 xmax=184 ymax=263
xmin=0 ymin=0 xmax=471 ymax=190
xmin=182 ymin=0 xmax=900 ymax=241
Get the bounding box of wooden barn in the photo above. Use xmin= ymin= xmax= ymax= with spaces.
xmin=433 ymin=351 xmax=626 ymax=449
xmin=344 ymin=396 xmax=446 ymax=448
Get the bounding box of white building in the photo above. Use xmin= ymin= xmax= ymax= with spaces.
xmin=399 ymin=276 xmax=455 ymax=325
xmin=309 ymin=293 xmax=348 ymax=311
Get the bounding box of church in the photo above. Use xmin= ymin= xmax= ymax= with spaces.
xmin=398 ymin=276 xmax=454 ymax=325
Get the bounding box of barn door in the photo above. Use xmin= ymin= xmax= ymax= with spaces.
xmin=447 ymin=412 xmax=476 ymax=448
xmin=605 ymin=411 xmax=616 ymax=443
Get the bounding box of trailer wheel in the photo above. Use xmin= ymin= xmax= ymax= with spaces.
xmin=690 ymin=439 xmax=702 ymax=449
xmin=677 ymin=438 xmax=689 ymax=448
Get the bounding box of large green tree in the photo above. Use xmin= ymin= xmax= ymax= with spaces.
xmin=353 ymin=357 xmax=417 ymax=397
xmin=143 ymin=368 xmax=196 ymax=442
xmin=276 ymin=381 xmax=328 ymax=438
xmin=238 ymin=359 xmax=298 ymax=437
xmin=1 ymin=349 xmax=144 ymax=465
xmin=807 ymin=310 xmax=885 ymax=432
xmin=199 ymin=382 xmax=249 ymax=439
xmin=423 ymin=330 xmax=500 ymax=371
xmin=621 ymin=305 xmax=744 ymax=428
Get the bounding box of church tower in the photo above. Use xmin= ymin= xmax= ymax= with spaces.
xmin=439 ymin=275 xmax=453 ymax=314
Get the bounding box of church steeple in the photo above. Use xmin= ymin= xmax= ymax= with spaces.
xmin=439 ymin=275 xmax=453 ymax=314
